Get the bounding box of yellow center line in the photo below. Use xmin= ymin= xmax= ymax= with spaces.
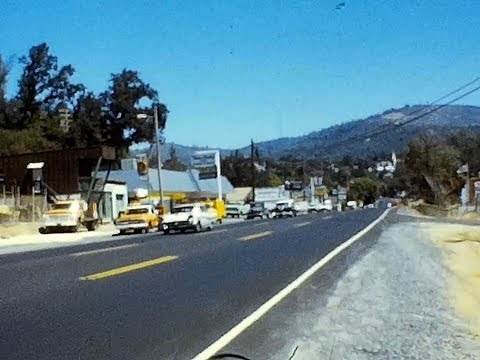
xmin=294 ymin=221 xmax=311 ymax=228
xmin=79 ymin=255 xmax=178 ymax=281
xmin=239 ymin=231 xmax=273 ymax=241
xmin=71 ymin=243 xmax=139 ymax=257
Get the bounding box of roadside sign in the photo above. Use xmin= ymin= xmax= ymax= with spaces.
xmin=290 ymin=181 xmax=303 ymax=191
xmin=191 ymin=152 xmax=216 ymax=168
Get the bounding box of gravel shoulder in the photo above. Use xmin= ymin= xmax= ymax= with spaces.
xmin=233 ymin=218 xmax=480 ymax=359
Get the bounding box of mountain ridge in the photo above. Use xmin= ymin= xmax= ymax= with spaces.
xmin=134 ymin=104 xmax=480 ymax=163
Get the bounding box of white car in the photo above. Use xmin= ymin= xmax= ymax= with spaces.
xmin=308 ymin=200 xmax=333 ymax=213
xmin=161 ymin=203 xmax=217 ymax=234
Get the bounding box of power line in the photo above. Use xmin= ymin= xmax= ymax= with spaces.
xmin=319 ymin=78 xmax=480 ymax=150
xmin=364 ymin=83 xmax=480 ymax=140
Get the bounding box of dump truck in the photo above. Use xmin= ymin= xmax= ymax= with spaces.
xmin=39 ymin=199 xmax=99 ymax=233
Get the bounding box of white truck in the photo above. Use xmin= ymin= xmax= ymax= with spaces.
xmin=225 ymin=202 xmax=250 ymax=218
xmin=160 ymin=203 xmax=217 ymax=234
xmin=40 ymin=199 xmax=99 ymax=233
xmin=308 ymin=199 xmax=333 ymax=213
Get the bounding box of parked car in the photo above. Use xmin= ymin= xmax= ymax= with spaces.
xmin=160 ymin=203 xmax=217 ymax=234
xmin=246 ymin=202 xmax=271 ymax=220
xmin=115 ymin=204 xmax=160 ymax=234
xmin=225 ymin=203 xmax=250 ymax=218
xmin=346 ymin=200 xmax=358 ymax=210
xmin=40 ymin=199 xmax=99 ymax=233
xmin=308 ymin=199 xmax=333 ymax=213
xmin=273 ymin=199 xmax=297 ymax=218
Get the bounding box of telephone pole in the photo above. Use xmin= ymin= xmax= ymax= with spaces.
xmin=153 ymin=105 xmax=165 ymax=209
xmin=250 ymin=139 xmax=256 ymax=203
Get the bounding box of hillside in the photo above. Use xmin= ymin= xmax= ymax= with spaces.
xmin=134 ymin=104 xmax=480 ymax=162
xmin=237 ymin=104 xmax=480 ymax=159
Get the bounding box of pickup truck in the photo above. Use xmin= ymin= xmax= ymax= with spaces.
xmin=225 ymin=203 xmax=250 ymax=218
xmin=115 ymin=204 xmax=160 ymax=234
xmin=40 ymin=199 xmax=99 ymax=233
xmin=161 ymin=203 xmax=217 ymax=234
xmin=246 ymin=202 xmax=271 ymax=220
xmin=273 ymin=199 xmax=297 ymax=218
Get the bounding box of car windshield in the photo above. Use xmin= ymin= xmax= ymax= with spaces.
xmin=126 ymin=208 xmax=149 ymax=215
xmin=172 ymin=206 xmax=193 ymax=213
xmin=52 ymin=203 xmax=71 ymax=210
xmin=251 ymin=204 xmax=263 ymax=211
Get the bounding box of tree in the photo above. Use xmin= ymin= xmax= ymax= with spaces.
xmin=348 ymin=177 xmax=379 ymax=204
xmin=163 ymin=145 xmax=187 ymax=171
xmin=67 ymin=92 xmax=105 ymax=147
xmin=405 ymin=133 xmax=462 ymax=205
xmin=100 ymin=69 xmax=161 ymax=154
xmin=0 ymin=54 xmax=9 ymax=128
xmin=0 ymin=128 xmax=55 ymax=156
xmin=16 ymin=43 xmax=84 ymax=129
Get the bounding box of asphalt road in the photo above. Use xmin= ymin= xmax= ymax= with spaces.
xmin=0 ymin=208 xmax=387 ymax=360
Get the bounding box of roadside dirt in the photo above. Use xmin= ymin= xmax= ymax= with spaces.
xmin=425 ymin=223 xmax=480 ymax=339
xmin=0 ymin=222 xmax=40 ymax=239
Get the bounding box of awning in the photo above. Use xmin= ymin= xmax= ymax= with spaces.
xmin=27 ymin=162 xmax=45 ymax=169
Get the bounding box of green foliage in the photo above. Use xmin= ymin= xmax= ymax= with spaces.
xmin=348 ymin=177 xmax=378 ymax=204
xmin=405 ymin=133 xmax=462 ymax=205
xmin=0 ymin=127 xmax=55 ymax=156
xmin=100 ymin=69 xmax=161 ymax=152
xmin=16 ymin=43 xmax=84 ymax=128
xmin=0 ymin=43 xmax=168 ymax=158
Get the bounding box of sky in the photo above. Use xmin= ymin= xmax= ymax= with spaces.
xmin=2 ymin=0 xmax=480 ymax=148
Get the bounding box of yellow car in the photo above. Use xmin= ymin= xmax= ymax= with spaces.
xmin=115 ymin=204 xmax=160 ymax=234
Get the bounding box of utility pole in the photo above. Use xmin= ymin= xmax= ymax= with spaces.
xmin=154 ymin=105 xmax=164 ymax=210
xmin=250 ymin=139 xmax=256 ymax=203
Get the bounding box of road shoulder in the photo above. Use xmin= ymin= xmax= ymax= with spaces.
xmin=222 ymin=216 xmax=480 ymax=359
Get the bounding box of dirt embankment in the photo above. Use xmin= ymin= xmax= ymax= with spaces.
xmin=425 ymin=224 xmax=480 ymax=339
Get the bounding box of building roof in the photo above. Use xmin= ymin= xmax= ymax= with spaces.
xmin=226 ymin=187 xmax=253 ymax=202
xmin=98 ymin=168 xmax=234 ymax=196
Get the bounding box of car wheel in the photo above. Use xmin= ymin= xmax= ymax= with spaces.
xmin=194 ymin=222 xmax=202 ymax=233
xmin=119 ymin=230 xmax=127 ymax=235
xmin=163 ymin=229 xmax=171 ymax=235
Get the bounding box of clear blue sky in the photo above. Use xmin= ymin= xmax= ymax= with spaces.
xmin=2 ymin=0 xmax=480 ymax=148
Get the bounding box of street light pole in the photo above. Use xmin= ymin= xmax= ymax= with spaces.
xmin=154 ymin=105 xmax=164 ymax=209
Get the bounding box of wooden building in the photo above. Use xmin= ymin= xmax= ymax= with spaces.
xmin=0 ymin=146 xmax=116 ymax=195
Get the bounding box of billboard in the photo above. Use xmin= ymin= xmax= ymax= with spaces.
xmin=191 ymin=151 xmax=219 ymax=180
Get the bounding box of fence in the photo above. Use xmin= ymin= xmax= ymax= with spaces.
xmin=0 ymin=185 xmax=47 ymax=222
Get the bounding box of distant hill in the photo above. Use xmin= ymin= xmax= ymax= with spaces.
xmin=236 ymin=104 xmax=480 ymax=159
xmin=133 ymin=105 xmax=480 ymax=162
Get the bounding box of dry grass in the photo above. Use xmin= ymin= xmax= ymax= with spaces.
xmin=425 ymin=223 xmax=480 ymax=338
xmin=0 ymin=222 xmax=40 ymax=239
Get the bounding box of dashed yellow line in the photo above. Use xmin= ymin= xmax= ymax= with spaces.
xmin=239 ymin=231 xmax=273 ymax=241
xmin=79 ymin=256 xmax=178 ymax=281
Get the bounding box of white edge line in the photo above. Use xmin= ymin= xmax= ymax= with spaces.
xmin=71 ymin=243 xmax=139 ymax=257
xmin=294 ymin=221 xmax=311 ymax=228
xmin=192 ymin=208 xmax=391 ymax=360
xmin=253 ymin=222 xmax=269 ymax=226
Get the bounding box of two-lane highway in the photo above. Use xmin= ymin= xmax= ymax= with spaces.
xmin=0 ymin=208 xmax=387 ymax=359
